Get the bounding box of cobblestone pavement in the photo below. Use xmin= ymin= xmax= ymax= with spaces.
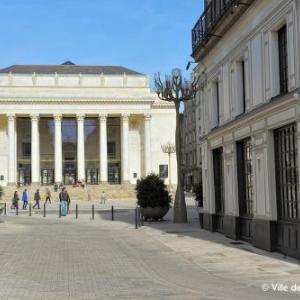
xmin=0 ymin=198 xmax=300 ymax=299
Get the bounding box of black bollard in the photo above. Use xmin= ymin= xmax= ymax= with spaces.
xmin=4 ymin=202 xmax=6 ymax=215
xmin=16 ymin=205 xmax=18 ymax=216
xmin=111 ymin=205 xmax=114 ymax=221
xmin=135 ymin=207 xmax=138 ymax=229
xmin=92 ymin=204 xmax=95 ymax=220
xmin=29 ymin=203 xmax=31 ymax=216
xmin=43 ymin=203 xmax=46 ymax=217
xmin=76 ymin=204 xmax=78 ymax=219
xmin=59 ymin=203 xmax=61 ymax=218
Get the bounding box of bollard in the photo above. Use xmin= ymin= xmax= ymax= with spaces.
xmin=29 ymin=203 xmax=31 ymax=216
xmin=111 ymin=205 xmax=114 ymax=221
xmin=16 ymin=205 xmax=18 ymax=216
xmin=92 ymin=204 xmax=95 ymax=220
xmin=76 ymin=204 xmax=78 ymax=219
xmin=135 ymin=207 xmax=138 ymax=229
xmin=4 ymin=202 xmax=6 ymax=215
xmin=43 ymin=203 xmax=46 ymax=217
xmin=59 ymin=203 xmax=61 ymax=218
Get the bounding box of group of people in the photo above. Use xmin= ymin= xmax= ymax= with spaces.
xmin=11 ymin=187 xmax=65 ymax=210
xmin=11 ymin=187 xmax=108 ymax=210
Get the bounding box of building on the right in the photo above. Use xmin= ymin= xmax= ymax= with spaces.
xmin=192 ymin=0 xmax=300 ymax=258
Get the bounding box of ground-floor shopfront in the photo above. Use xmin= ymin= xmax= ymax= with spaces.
xmin=200 ymin=92 xmax=300 ymax=259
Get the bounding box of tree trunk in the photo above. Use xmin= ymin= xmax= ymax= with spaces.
xmin=173 ymin=101 xmax=187 ymax=223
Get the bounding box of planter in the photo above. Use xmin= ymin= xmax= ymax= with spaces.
xmin=140 ymin=206 xmax=169 ymax=221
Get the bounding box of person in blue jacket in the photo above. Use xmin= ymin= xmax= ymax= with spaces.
xmin=22 ymin=189 xmax=28 ymax=209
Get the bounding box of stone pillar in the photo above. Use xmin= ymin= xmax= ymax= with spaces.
xmin=77 ymin=114 xmax=85 ymax=182
xmin=31 ymin=114 xmax=40 ymax=184
xmin=144 ymin=114 xmax=152 ymax=176
xmin=121 ymin=114 xmax=130 ymax=183
xmin=99 ymin=114 xmax=108 ymax=183
xmin=7 ymin=114 xmax=16 ymax=184
xmin=54 ymin=114 xmax=62 ymax=183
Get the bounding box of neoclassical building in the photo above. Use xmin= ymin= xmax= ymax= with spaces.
xmin=0 ymin=62 xmax=177 ymax=188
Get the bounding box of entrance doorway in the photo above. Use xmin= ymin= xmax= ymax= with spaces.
xmin=108 ymin=163 xmax=120 ymax=184
xmin=274 ymin=123 xmax=299 ymax=258
xmin=18 ymin=165 xmax=31 ymax=185
xmin=213 ymin=147 xmax=225 ymax=234
xmin=86 ymin=168 xmax=99 ymax=184
xmin=41 ymin=169 xmax=54 ymax=185
xmin=63 ymin=163 xmax=77 ymax=185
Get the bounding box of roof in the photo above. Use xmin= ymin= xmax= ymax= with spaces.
xmin=0 ymin=61 xmax=143 ymax=75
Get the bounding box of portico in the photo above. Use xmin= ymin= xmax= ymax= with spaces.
xmin=0 ymin=62 xmax=177 ymax=187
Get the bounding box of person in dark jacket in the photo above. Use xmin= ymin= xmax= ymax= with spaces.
xmin=45 ymin=188 xmax=51 ymax=204
xmin=11 ymin=191 xmax=19 ymax=209
xmin=33 ymin=189 xmax=41 ymax=209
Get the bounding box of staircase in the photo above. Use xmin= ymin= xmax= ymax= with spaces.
xmin=1 ymin=184 xmax=136 ymax=202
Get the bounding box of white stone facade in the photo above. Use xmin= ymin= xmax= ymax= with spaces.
xmin=192 ymin=0 xmax=300 ymax=257
xmin=0 ymin=64 xmax=177 ymax=187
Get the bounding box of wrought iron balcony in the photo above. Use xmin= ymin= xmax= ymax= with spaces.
xmin=192 ymin=0 xmax=254 ymax=60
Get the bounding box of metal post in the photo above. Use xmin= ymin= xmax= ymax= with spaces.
xmin=76 ymin=204 xmax=78 ymax=219
xmin=4 ymin=202 xmax=6 ymax=215
xmin=135 ymin=207 xmax=138 ymax=229
xmin=43 ymin=203 xmax=46 ymax=217
xmin=29 ymin=203 xmax=31 ymax=216
xmin=16 ymin=205 xmax=18 ymax=216
xmin=111 ymin=205 xmax=114 ymax=221
xmin=92 ymin=204 xmax=94 ymax=220
xmin=59 ymin=203 xmax=61 ymax=218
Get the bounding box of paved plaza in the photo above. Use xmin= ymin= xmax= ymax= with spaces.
xmin=0 ymin=198 xmax=300 ymax=299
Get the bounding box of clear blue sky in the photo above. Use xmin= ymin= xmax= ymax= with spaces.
xmin=0 ymin=0 xmax=203 ymax=82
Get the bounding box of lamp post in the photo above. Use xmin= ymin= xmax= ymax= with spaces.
xmin=155 ymin=68 xmax=198 ymax=223
xmin=161 ymin=142 xmax=176 ymax=192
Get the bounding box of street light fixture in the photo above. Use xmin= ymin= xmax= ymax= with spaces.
xmin=161 ymin=142 xmax=176 ymax=192
xmin=155 ymin=68 xmax=198 ymax=223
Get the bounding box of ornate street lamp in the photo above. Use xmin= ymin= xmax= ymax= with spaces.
xmin=161 ymin=142 xmax=176 ymax=192
xmin=155 ymin=68 xmax=198 ymax=223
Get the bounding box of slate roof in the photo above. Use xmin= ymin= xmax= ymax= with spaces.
xmin=0 ymin=61 xmax=143 ymax=75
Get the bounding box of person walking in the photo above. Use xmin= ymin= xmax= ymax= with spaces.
xmin=22 ymin=189 xmax=28 ymax=209
xmin=100 ymin=191 xmax=107 ymax=205
xmin=45 ymin=188 xmax=51 ymax=204
xmin=33 ymin=189 xmax=41 ymax=209
xmin=11 ymin=191 xmax=19 ymax=209
xmin=59 ymin=187 xmax=69 ymax=216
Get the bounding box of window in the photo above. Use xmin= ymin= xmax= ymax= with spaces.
xmin=212 ymin=80 xmax=220 ymax=126
xmin=241 ymin=60 xmax=246 ymax=113
xmin=159 ymin=165 xmax=168 ymax=178
xmin=237 ymin=138 xmax=253 ymax=217
xmin=274 ymin=123 xmax=298 ymax=221
xmin=107 ymin=142 xmax=116 ymax=158
xmin=22 ymin=143 xmax=31 ymax=157
xmin=278 ymin=25 xmax=288 ymax=94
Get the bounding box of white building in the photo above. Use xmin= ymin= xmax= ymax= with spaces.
xmin=192 ymin=0 xmax=300 ymax=258
xmin=0 ymin=62 xmax=177 ymax=190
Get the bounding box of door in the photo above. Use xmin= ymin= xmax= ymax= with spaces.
xmin=213 ymin=147 xmax=225 ymax=233
xmin=41 ymin=169 xmax=54 ymax=185
xmin=274 ymin=123 xmax=299 ymax=258
xmin=237 ymin=138 xmax=254 ymax=242
xmin=86 ymin=168 xmax=99 ymax=184
xmin=18 ymin=165 xmax=31 ymax=185
xmin=108 ymin=163 xmax=120 ymax=184
xmin=63 ymin=163 xmax=77 ymax=185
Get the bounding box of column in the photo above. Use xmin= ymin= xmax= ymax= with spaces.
xmin=144 ymin=114 xmax=152 ymax=175
xmin=54 ymin=114 xmax=62 ymax=183
xmin=31 ymin=114 xmax=40 ymax=184
xmin=77 ymin=114 xmax=85 ymax=182
xmin=121 ymin=113 xmax=130 ymax=183
xmin=7 ymin=114 xmax=16 ymax=184
xmin=99 ymin=114 xmax=108 ymax=183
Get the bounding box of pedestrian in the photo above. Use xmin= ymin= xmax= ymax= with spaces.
xmin=100 ymin=191 xmax=107 ymax=204
xmin=22 ymin=189 xmax=28 ymax=209
xmin=33 ymin=189 xmax=41 ymax=209
xmin=11 ymin=191 xmax=19 ymax=209
xmin=87 ymin=189 xmax=91 ymax=201
xmin=45 ymin=188 xmax=51 ymax=204
xmin=59 ymin=187 xmax=69 ymax=216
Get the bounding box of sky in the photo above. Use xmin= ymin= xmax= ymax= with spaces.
xmin=0 ymin=0 xmax=203 ymax=85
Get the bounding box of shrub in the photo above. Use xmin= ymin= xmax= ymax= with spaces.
xmin=194 ymin=183 xmax=203 ymax=207
xmin=136 ymin=173 xmax=171 ymax=208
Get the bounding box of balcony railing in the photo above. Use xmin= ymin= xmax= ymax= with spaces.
xmin=192 ymin=0 xmax=246 ymax=55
